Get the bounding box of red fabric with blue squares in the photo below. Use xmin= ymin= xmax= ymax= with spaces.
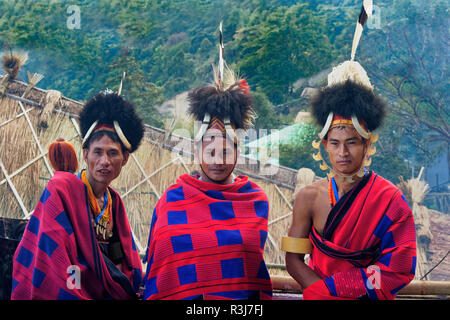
xmin=143 ymin=174 xmax=272 ymax=300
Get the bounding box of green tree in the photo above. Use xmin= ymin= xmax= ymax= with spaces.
xmin=359 ymin=0 xmax=449 ymax=174
xmin=251 ymin=90 xmax=282 ymax=130
xmin=105 ymin=48 xmax=165 ymax=127
xmin=235 ymin=4 xmax=335 ymax=103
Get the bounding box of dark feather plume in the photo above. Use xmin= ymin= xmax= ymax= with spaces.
xmin=358 ymin=4 xmax=369 ymax=26
xmin=187 ymin=84 xmax=254 ymax=130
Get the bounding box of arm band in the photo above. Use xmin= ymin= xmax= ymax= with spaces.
xmin=281 ymin=236 xmax=312 ymax=254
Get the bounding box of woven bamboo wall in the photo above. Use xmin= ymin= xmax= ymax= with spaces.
xmin=0 ymin=82 xmax=296 ymax=269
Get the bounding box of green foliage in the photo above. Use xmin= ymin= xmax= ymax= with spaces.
xmin=251 ymin=90 xmax=282 ymax=130
xmin=0 ymin=0 xmax=345 ymax=124
xmin=371 ymin=152 xmax=410 ymax=184
xmin=105 ymin=48 xmax=164 ymax=127
xmin=358 ymin=0 xmax=449 ymax=168
xmin=0 ymin=0 xmax=446 ymax=177
xmin=235 ymin=4 xmax=336 ymax=103
xmin=278 ymin=123 xmax=322 ymax=173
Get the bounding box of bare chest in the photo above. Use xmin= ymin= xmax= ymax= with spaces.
xmin=311 ymin=189 xmax=332 ymax=237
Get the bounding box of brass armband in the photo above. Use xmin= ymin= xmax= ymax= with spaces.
xmin=281 ymin=236 xmax=312 ymax=254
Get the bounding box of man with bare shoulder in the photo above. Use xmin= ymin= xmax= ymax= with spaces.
xmin=284 ymin=60 xmax=417 ymax=300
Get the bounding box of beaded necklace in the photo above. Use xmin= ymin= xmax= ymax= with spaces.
xmin=328 ymin=177 xmax=339 ymax=207
xmin=79 ymin=169 xmax=112 ymax=239
xmin=328 ymin=168 xmax=367 ymax=208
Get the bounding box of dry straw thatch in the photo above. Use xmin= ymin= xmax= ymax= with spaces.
xmin=397 ymin=168 xmax=435 ymax=280
xmin=0 ymin=77 xmax=297 ymax=271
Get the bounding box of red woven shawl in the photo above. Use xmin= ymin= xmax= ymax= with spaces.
xmin=11 ymin=171 xmax=142 ymax=300
xmin=304 ymin=172 xmax=416 ymax=300
xmin=143 ymin=174 xmax=273 ymax=300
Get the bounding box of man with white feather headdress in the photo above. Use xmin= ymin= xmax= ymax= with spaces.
xmin=284 ymin=1 xmax=417 ymax=300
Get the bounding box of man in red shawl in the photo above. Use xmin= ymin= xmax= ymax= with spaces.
xmin=142 ymin=64 xmax=273 ymax=300
xmin=11 ymin=92 xmax=144 ymax=299
xmin=284 ymin=1 xmax=416 ymax=300
xmin=284 ymin=57 xmax=417 ymax=299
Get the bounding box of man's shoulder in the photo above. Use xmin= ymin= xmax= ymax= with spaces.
xmin=49 ymin=171 xmax=83 ymax=190
xmin=293 ymin=178 xmax=327 ymax=217
xmin=372 ymin=172 xmax=404 ymax=198
xmin=373 ymin=172 xmax=398 ymax=188
xmin=239 ymin=176 xmax=267 ymax=194
xmin=295 ymin=178 xmax=327 ymax=200
xmin=159 ymin=181 xmax=185 ymax=202
xmin=44 ymin=172 xmax=86 ymax=205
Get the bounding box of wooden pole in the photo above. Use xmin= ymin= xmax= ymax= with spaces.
xmin=399 ymin=280 xmax=450 ymax=296
xmin=271 ymin=275 xmax=450 ymax=296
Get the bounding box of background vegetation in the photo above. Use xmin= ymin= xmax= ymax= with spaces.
xmin=0 ymin=0 xmax=447 ymax=183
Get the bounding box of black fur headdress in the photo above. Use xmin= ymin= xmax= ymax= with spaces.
xmin=187 ymin=81 xmax=254 ymax=130
xmin=309 ymin=1 xmax=384 ymax=182
xmin=79 ymin=92 xmax=144 ymax=152
xmin=310 ymin=80 xmax=386 ymax=132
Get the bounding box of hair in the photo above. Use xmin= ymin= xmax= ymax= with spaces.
xmin=79 ymin=92 xmax=144 ymax=153
xmin=48 ymin=138 xmax=78 ymax=173
xmin=187 ymin=84 xmax=254 ymax=130
xmin=310 ymin=80 xmax=386 ymax=132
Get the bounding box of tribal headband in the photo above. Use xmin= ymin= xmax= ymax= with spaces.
xmin=318 ymin=112 xmax=371 ymax=140
xmin=82 ymin=121 xmax=132 ymax=151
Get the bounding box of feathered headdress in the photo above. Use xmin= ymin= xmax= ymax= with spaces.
xmin=310 ymin=0 xmax=386 ymax=181
xmin=311 ymin=80 xmax=386 ymax=137
xmin=351 ymin=0 xmax=373 ymax=61
xmin=188 ymin=21 xmax=254 ymax=144
xmin=79 ymin=91 xmax=144 ymax=153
